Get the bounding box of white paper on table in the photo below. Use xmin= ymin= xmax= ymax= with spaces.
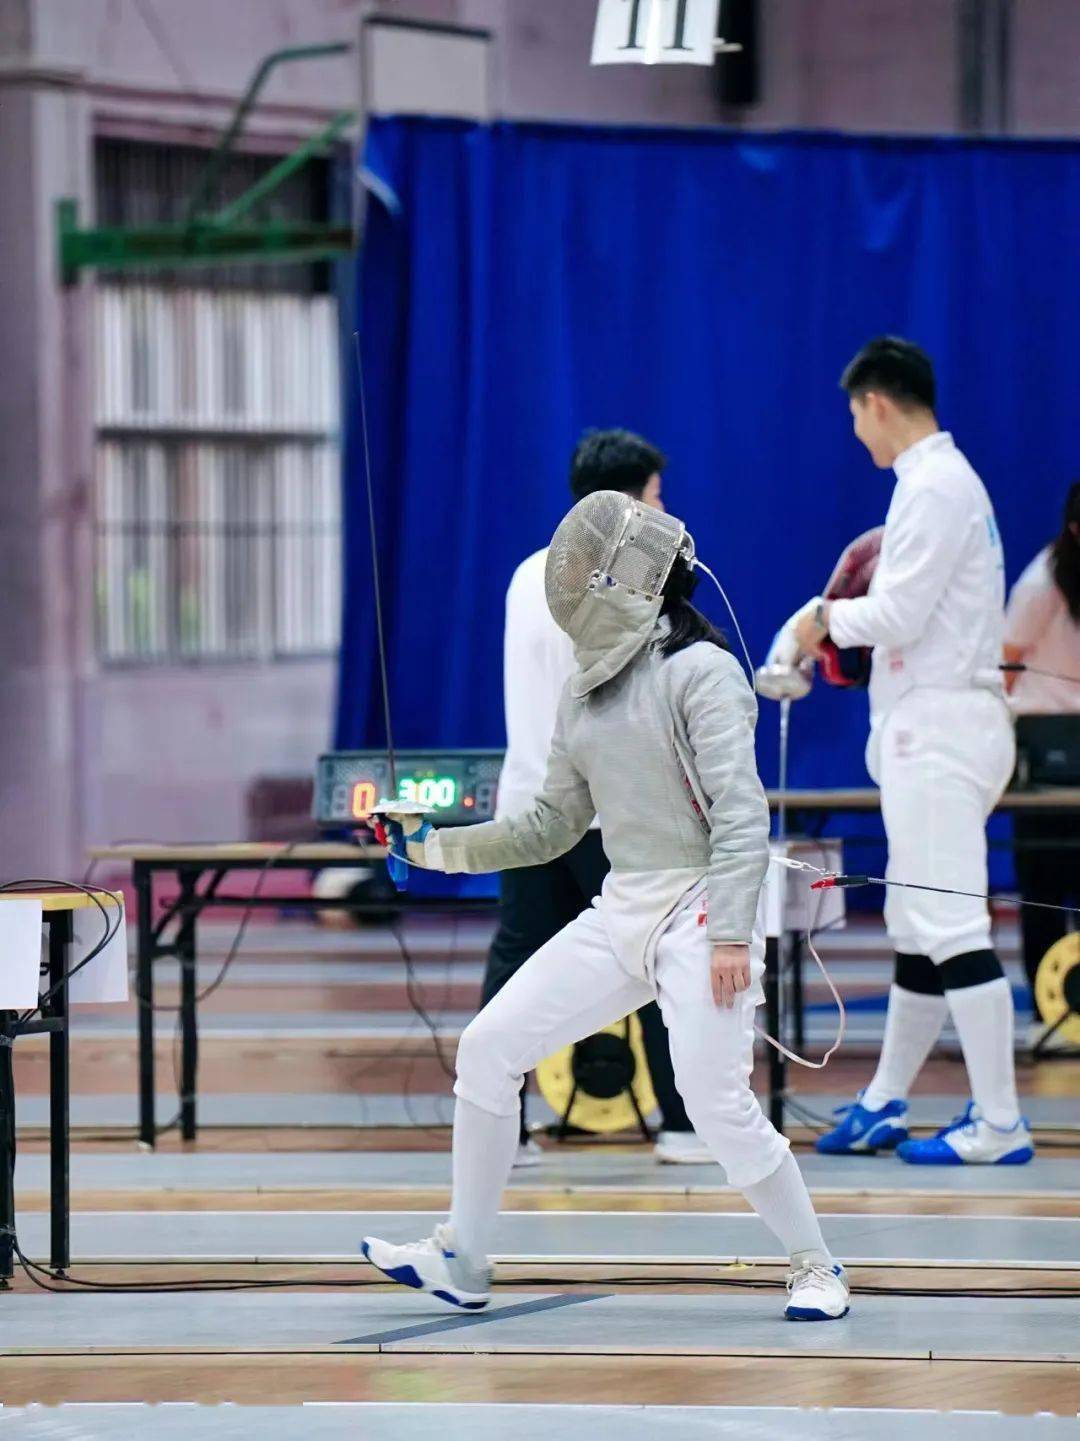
xmin=591 ymin=0 xmax=721 ymax=66
xmin=0 ymin=900 xmax=45 ymax=1007
xmin=68 ymin=901 xmax=129 ymax=1004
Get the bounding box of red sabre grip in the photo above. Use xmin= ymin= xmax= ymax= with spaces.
xmin=811 ymin=874 xmax=871 ymax=890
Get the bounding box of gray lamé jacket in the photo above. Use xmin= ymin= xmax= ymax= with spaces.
xmin=434 ymin=596 xmax=770 ymax=946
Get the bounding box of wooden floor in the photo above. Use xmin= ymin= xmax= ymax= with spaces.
xmin=5 ymin=916 xmax=1079 ymax=1425
xmin=14 ymin=1036 xmax=1072 ymax=1097
xmin=3 ymin=1354 xmax=1077 ymax=1413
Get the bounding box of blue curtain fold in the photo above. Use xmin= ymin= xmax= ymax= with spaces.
xmin=336 ymin=116 xmax=1078 ymax=885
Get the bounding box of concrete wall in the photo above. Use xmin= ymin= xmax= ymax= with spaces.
xmin=450 ymin=0 xmax=1080 ymax=135
xmin=0 ymin=0 xmax=1077 ymax=877
xmin=1010 ymin=0 xmax=1080 ymax=136
xmin=19 ymin=1 xmax=1080 ymax=136
xmin=82 ymin=663 xmax=336 ymax=844
xmin=0 ymin=79 xmax=92 ymax=877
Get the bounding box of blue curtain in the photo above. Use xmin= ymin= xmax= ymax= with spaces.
xmin=337 ymin=116 xmax=1078 ymax=884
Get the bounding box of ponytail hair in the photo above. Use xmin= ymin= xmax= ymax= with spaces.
xmin=1050 ymin=482 xmax=1080 ymax=622
xmin=657 ymin=555 xmax=729 ymax=658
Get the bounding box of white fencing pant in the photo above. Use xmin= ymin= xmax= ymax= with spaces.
xmin=454 ymin=895 xmax=789 ymax=1190
xmin=867 ymin=688 xmax=1016 ymax=964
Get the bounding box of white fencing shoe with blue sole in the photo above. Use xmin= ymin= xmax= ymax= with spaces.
xmin=785 ymin=1263 xmax=850 ymax=1321
xmin=360 ymin=1223 xmax=492 ymax=1310
xmin=897 ymin=1102 xmax=1035 ymax=1165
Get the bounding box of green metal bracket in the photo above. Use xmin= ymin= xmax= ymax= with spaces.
xmin=58 ymin=203 xmax=355 ymax=282
xmin=212 ymin=108 xmax=356 ymax=228
xmin=57 ymin=197 xmax=80 ymax=287
xmin=58 ymin=43 xmax=357 ymax=284
xmin=184 ymin=42 xmax=352 ymax=226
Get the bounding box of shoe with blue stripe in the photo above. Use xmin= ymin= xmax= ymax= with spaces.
xmin=815 ymin=1090 xmax=909 ymax=1155
xmin=896 ymin=1102 xmax=1035 ymax=1166
xmin=360 ymin=1223 xmax=491 ymax=1310
xmin=785 ymin=1262 xmax=850 ymax=1321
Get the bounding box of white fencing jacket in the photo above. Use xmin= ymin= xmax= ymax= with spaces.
xmin=495 ymin=547 xmax=597 ymax=829
xmin=828 ymin=431 xmax=1006 ymax=722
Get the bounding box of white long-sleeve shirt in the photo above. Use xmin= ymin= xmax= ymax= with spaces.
xmin=1004 ymin=548 xmax=1080 ymax=715
xmin=494 ymin=547 xmax=598 ymax=828
xmin=828 ymin=431 xmax=1005 ymax=721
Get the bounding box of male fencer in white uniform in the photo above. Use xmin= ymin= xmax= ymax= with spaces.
xmin=364 ymin=491 xmax=850 ymax=1321
xmin=794 ymin=337 xmax=1033 ymax=1166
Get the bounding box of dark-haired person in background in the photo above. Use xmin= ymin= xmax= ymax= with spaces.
xmin=1004 ymin=482 xmax=1080 ymax=1051
xmin=487 ymin=429 xmax=710 ymax=1165
xmin=794 ymin=336 xmax=1033 ymax=1165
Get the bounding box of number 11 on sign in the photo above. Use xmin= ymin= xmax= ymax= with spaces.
xmin=592 ymin=0 xmax=721 ymax=66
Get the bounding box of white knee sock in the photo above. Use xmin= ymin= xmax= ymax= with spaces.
xmin=742 ymin=1151 xmax=832 ymax=1268
xmin=448 ymin=1097 xmax=519 ymax=1267
xmin=861 ymin=985 xmax=948 ymax=1111
xmin=945 ymin=977 xmax=1021 ymax=1129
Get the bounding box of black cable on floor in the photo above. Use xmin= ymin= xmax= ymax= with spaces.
xmin=4 ymin=1108 xmax=1073 ymax=1304
xmin=781 ymin=1095 xmax=834 ymax=1132
xmin=391 ymin=913 xmax=458 ymax=1086
xmin=391 ymin=909 xmax=464 ymax=1138
xmin=9 ymin=1239 xmax=1079 ymax=1302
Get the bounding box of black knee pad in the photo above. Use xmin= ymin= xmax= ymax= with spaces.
xmin=939 ymin=949 xmax=1005 ymax=991
xmin=894 ymin=952 xmax=943 ymax=996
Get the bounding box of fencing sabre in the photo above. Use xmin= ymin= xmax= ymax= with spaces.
xmin=351 ymin=330 xmax=427 ymax=888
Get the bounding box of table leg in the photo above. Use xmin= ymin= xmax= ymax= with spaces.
xmin=178 ymin=874 xmax=199 ymax=1142
xmin=47 ymin=911 xmax=71 ymax=1274
xmin=764 ymin=936 xmax=785 ymax=1133
xmin=790 ymin=931 xmax=805 ymax=1052
xmin=135 ymin=864 xmax=156 ymax=1148
xmin=0 ymin=1018 xmax=14 ymax=1283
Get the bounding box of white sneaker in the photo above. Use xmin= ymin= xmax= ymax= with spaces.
xmin=512 ymin=1138 xmax=545 ymax=1168
xmin=785 ymin=1262 xmax=850 ymax=1321
xmin=360 ymin=1223 xmax=491 ymax=1310
xmin=896 ymin=1102 xmax=1035 ymax=1166
xmin=654 ymin=1130 xmax=715 ymax=1164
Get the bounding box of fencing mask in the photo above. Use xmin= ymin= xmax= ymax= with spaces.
xmin=545 ymin=490 xmax=696 ymax=696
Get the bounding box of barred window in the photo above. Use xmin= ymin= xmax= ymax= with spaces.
xmin=92 ymin=140 xmax=342 ymax=663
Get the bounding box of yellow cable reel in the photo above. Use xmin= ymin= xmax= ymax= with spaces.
xmin=1033 ymin=932 xmax=1080 ymax=1046
xmin=535 ymin=1014 xmax=657 ymax=1134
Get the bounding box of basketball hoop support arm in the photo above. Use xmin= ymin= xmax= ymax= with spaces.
xmin=57 ymin=44 xmax=357 ymax=284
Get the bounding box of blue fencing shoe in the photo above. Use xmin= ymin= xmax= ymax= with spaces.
xmin=897 ymin=1102 xmax=1035 ymax=1166
xmin=815 ymin=1091 xmax=909 ymax=1155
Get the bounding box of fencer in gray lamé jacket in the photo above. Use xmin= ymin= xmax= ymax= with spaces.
xmin=432 ymin=594 xmax=770 ymax=949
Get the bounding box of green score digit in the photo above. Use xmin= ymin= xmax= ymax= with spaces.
xmin=398 ymin=776 xmax=457 ymax=809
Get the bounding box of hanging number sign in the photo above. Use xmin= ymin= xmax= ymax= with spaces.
xmin=591 ymin=0 xmax=725 ymax=66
